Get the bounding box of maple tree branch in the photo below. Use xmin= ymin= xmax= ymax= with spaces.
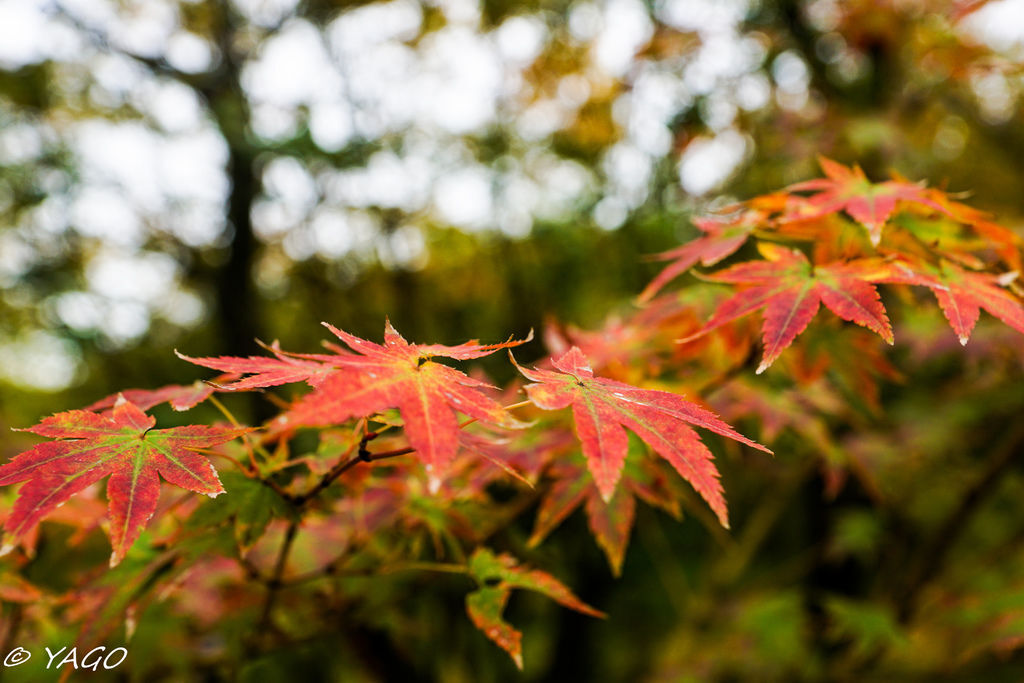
xmin=239 ymin=554 xmax=266 ymax=583
xmin=260 ymin=476 xmax=294 ymax=502
xmin=895 ymin=420 xmax=1024 ymax=623
xmin=260 ymin=397 xmax=535 ymax=506
xmin=0 ymin=603 xmax=23 ymax=655
xmin=283 ymin=560 xmax=367 ymax=586
xmin=288 ymin=431 xmax=380 ymax=506
xmin=365 ymin=448 xmax=414 ymax=461
xmin=198 ymin=441 xmax=292 ymax=500
xmin=382 ymin=561 xmax=469 ymax=575
xmin=287 ymin=560 xmax=469 ymax=587
xmin=294 ymin=446 xmax=413 ymax=505
xmin=285 ymin=401 xmax=531 ymax=507
xmin=257 ymin=519 xmax=300 ymax=634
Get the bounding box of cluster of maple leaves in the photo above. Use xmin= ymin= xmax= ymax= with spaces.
xmin=2 ymin=159 xmax=1023 ymax=667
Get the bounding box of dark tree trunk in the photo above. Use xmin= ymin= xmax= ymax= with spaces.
xmin=218 ymin=143 xmax=261 ymax=357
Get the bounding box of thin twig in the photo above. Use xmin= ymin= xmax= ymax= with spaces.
xmin=285 ymin=560 xmax=469 ymax=586
xmin=257 ymin=519 xmax=300 ymax=633
xmin=379 ymin=561 xmax=469 ymax=576
xmin=289 ymin=433 xmax=380 ymax=506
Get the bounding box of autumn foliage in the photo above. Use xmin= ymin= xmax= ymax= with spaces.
xmin=3 ymin=160 xmax=1024 ymax=674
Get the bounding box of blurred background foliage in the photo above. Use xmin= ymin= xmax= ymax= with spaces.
xmin=3 ymin=0 xmax=1024 ymax=679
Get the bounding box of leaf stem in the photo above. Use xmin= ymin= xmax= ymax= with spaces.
xmin=194 ymin=447 xmax=249 ymax=472
xmin=208 ymin=394 xmax=263 ymax=471
xmin=459 ymin=399 xmax=533 ymax=429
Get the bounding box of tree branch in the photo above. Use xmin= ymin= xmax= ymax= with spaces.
xmin=896 ymin=420 xmax=1024 ymax=622
xmin=256 ymin=518 xmax=299 ymax=634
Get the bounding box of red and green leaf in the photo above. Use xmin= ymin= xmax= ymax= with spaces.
xmin=0 ymin=396 xmax=248 ymax=566
xmin=466 ymin=547 xmax=604 ymax=668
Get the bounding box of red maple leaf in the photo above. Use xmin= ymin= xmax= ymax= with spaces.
xmin=282 ymin=321 xmax=532 ymax=478
xmin=543 ymin=299 xmax=704 ymax=382
xmin=638 ymin=217 xmax=755 ymax=302
xmin=684 ymin=243 xmax=894 ymax=373
xmin=871 ymin=257 xmax=1024 ymax=344
xmin=0 ymin=396 xmax=248 ymax=566
xmin=529 ymin=450 xmax=682 ymax=575
xmin=84 ymin=374 xmax=240 ymax=413
xmin=176 ymin=341 xmax=347 ymax=391
xmin=784 ymin=157 xmax=950 ymax=245
xmin=513 ymin=347 xmax=770 ymax=527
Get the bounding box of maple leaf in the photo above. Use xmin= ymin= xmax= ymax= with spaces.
xmin=639 ymin=217 xmax=755 ymax=302
xmin=513 ymin=347 xmax=770 ymax=527
xmin=784 ymin=157 xmax=950 ymax=245
xmin=283 ymin=321 xmax=532 ymax=478
xmin=85 ymin=375 xmax=240 ymax=413
xmin=543 ymin=299 xmax=704 ymax=383
xmin=175 ymin=341 xmax=346 ymax=391
xmin=684 ymin=243 xmax=894 ymax=373
xmin=465 ymin=547 xmax=604 ymax=669
xmin=529 ymin=450 xmax=682 ymax=575
xmin=0 ymin=397 xmax=248 ymax=566
xmin=0 ymin=491 xmax=109 ymax=558
xmin=455 ymin=430 xmax=540 ymax=491
xmin=871 ymin=257 xmax=1024 ymax=344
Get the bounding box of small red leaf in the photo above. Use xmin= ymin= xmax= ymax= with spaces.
xmin=639 ymin=217 xmax=753 ymax=302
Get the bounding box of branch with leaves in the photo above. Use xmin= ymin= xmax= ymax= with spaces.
xmin=2 ymin=159 xmax=1023 ymax=670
